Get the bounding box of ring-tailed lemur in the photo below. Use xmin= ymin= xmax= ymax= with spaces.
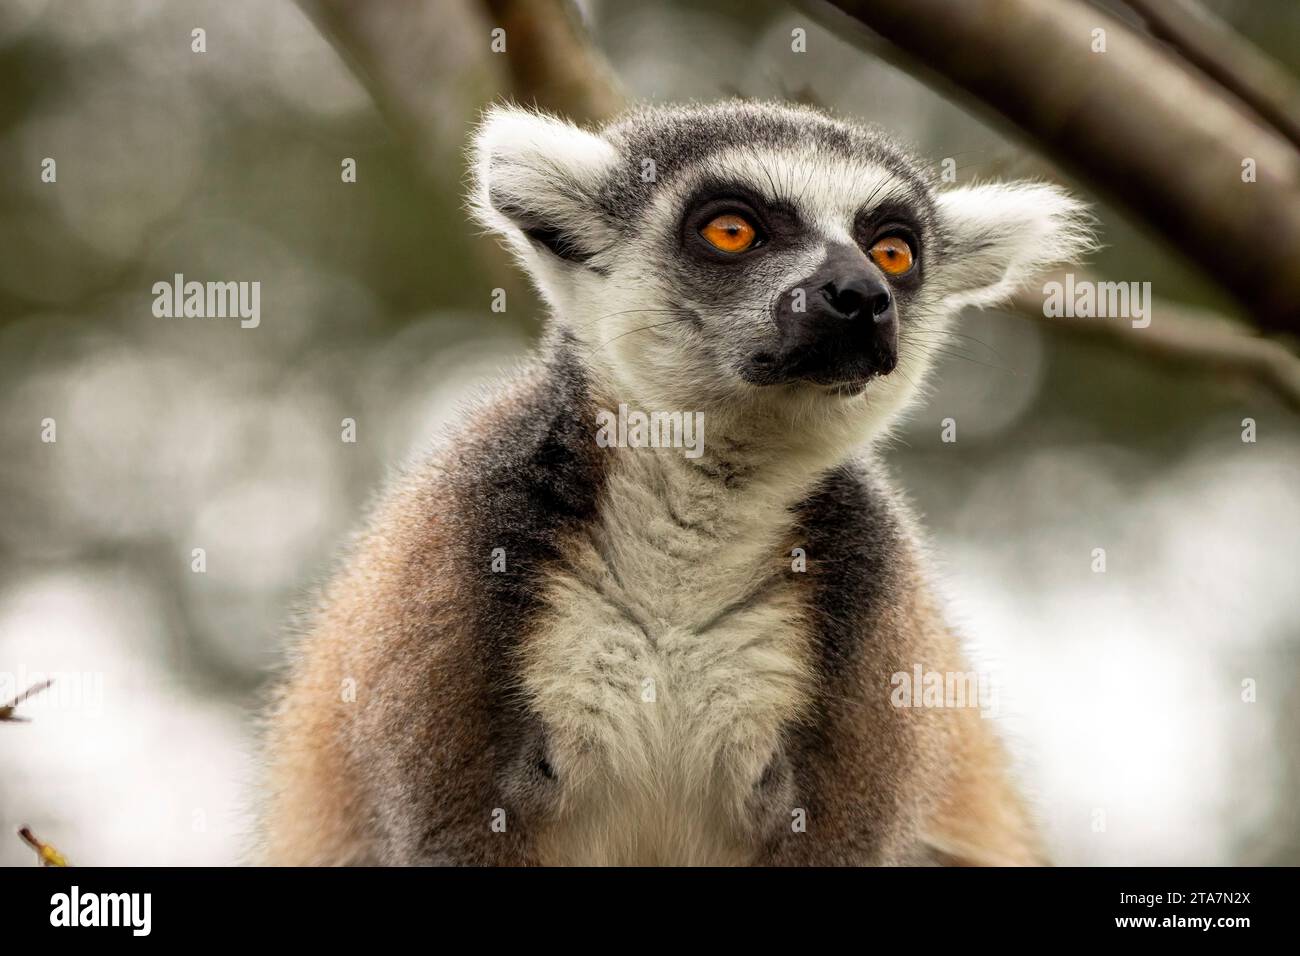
xmin=263 ymin=100 xmax=1092 ymax=866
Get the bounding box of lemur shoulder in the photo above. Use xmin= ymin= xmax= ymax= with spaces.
xmin=263 ymin=100 xmax=1092 ymax=866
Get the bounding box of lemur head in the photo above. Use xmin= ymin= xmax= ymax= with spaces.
xmin=472 ymin=100 xmax=1092 ymax=444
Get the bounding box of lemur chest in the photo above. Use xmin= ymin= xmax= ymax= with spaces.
xmin=520 ymin=472 xmax=813 ymax=864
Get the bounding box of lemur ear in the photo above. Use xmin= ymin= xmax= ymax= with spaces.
xmin=470 ymin=105 xmax=619 ymax=265
xmin=934 ymin=182 xmax=1095 ymax=309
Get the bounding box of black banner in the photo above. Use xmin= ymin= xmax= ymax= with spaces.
xmin=0 ymin=866 xmax=1281 ymax=942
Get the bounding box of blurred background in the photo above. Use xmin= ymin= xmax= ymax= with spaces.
xmin=1 ymin=0 xmax=1296 ymax=866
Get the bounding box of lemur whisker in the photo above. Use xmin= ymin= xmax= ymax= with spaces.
xmin=587 ymin=318 xmax=697 ymax=351
xmin=908 ymin=324 xmax=995 ymax=343
xmin=889 ymin=365 xmax=919 ymax=392
xmin=795 ymin=161 xmax=818 ymax=206
xmin=905 ymin=330 xmax=1007 ymax=360
xmin=857 ymin=177 xmax=891 ymax=218
xmin=750 ymin=147 xmax=782 ymax=204
xmin=572 ymin=307 xmax=701 ymax=332
xmin=901 ymin=344 xmax=1017 ymax=376
xmin=577 ymin=305 xmax=772 ymax=334
xmin=907 ymin=326 xmax=1007 ymax=359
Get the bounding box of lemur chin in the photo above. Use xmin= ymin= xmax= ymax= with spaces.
xmin=263 ymin=100 xmax=1093 ymax=866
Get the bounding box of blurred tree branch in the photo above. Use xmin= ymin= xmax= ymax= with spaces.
xmin=297 ymin=0 xmax=448 ymax=167
xmin=300 ymin=0 xmax=1300 ymax=411
xmin=480 ymin=0 xmax=626 ymax=124
xmin=296 ymin=0 xmax=622 ymax=309
xmin=1012 ymin=272 xmax=1300 ymax=413
xmin=816 ymin=0 xmax=1300 ymax=332
xmin=296 ymin=0 xmax=504 ymax=175
xmin=1117 ymin=0 xmax=1300 ymax=152
xmin=297 ymin=0 xmax=623 ymax=160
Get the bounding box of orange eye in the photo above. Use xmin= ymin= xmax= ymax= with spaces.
xmin=701 ymin=214 xmax=757 ymax=253
xmin=869 ymin=235 xmax=914 ymax=275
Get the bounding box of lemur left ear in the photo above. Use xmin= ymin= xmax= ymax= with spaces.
xmin=470 ymin=105 xmax=619 ymax=265
xmin=934 ymin=182 xmax=1096 ymax=309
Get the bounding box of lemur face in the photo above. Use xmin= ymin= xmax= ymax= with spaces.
xmin=646 ymin=145 xmax=930 ymax=398
xmin=473 ymin=101 xmax=1091 ymax=431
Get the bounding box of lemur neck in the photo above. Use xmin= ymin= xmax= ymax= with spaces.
xmin=529 ymin=335 xmax=861 ymax=621
xmin=541 ymin=332 xmax=865 ymax=543
xmin=578 ymin=391 xmax=858 ymax=542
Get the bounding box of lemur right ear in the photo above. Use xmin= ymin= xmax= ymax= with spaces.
xmin=934 ymin=182 xmax=1096 ymax=310
xmin=470 ymin=105 xmax=619 ymax=265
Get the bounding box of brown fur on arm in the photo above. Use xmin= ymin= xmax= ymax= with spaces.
xmin=261 ymin=474 xmax=450 ymax=865
xmin=921 ymin=693 xmax=1046 ymax=866
xmin=260 ymin=519 xmax=398 ymax=865
xmin=260 ymin=460 xmax=544 ymax=866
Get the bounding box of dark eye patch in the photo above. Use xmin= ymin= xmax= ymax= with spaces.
xmin=680 ymin=179 xmax=805 ymax=261
xmin=854 ymin=198 xmax=925 ymax=288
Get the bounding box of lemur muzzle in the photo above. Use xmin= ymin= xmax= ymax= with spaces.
xmin=767 ymin=245 xmax=900 ymax=386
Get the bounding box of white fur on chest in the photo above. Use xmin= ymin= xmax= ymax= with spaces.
xmin=522 ymin=452 xmax=813 ymax=865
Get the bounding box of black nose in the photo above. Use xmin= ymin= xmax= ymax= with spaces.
xmin=748 ymin=246 xmax=902 ymax=389
xmin=822 ymin=275 xmax=892 ymax=320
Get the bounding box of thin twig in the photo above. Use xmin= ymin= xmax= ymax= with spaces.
xmin=0 ymin=678 xmax=53 ymax=722
xmin=17 ymin=827 xmax=71 ymax=867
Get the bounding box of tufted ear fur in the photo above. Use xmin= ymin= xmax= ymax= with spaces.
xmin=470 ymin=105 xmax=620 ymax=267
xmin=934 ymin=182 xmax=1095 ymax=310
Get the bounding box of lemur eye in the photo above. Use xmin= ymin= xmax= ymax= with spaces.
xmin=869 ymin=235 xmax=914 ymax=275
xmin=701 ymin=214 xmax=757 ymax=253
